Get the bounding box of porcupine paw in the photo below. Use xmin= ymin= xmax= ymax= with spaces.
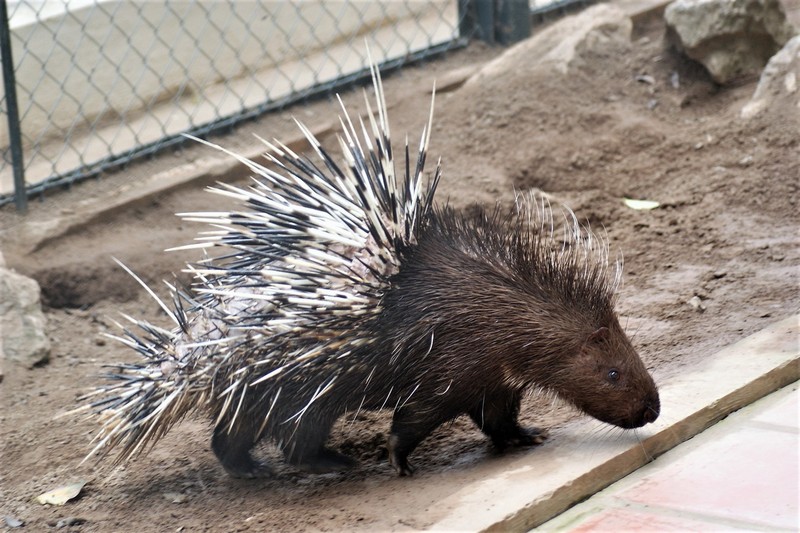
xmin=387 ymin=435 xmax=415 ymax=477
xmin=493 ymin=426 xmax=549 ymax=450
xmin=221 ymin=457 xmax=274 ymax=479
xmin=294 ymin=448 xmax=357 ymax=474
xmin=389 ymin=453 xmax=415 ymax=477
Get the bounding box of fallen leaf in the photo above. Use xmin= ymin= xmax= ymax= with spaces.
xmin=623 ymin=198 xmax=660 ymax=210
xmin=35 ymin=481 xmax=86 ymax=505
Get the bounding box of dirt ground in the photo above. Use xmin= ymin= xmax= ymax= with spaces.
xmin=1 ymin=11 xmax=798 ymax=533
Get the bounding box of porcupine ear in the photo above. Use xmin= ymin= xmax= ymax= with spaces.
xmin=587 ymin=327 xmax=610 ymax=345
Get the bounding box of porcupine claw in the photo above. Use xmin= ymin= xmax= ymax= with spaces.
xmin=493 ymin=426 xmax=550 ymax=450
xmin=219 ymin=456 xmax=274 ymax=479
xmin=389 ymin=455 xmax=415 ymax=477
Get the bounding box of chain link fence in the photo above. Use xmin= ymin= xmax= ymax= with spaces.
xmin=0 ymin=0 xmax=590 ymax=211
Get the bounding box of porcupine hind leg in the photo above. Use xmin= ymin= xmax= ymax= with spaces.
xmin=283 ymin=415 xmax=357 ymax=474
xmin=468 ymin=387 xmax=549 ymax=451
xmin=388 ymin=402 xmax=456 ymax=476
xmin=211 ymin=422 xmax=273 ymax=478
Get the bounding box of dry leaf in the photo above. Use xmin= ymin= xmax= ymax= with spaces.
xmin=35 ymin=481 xmax=86 ymax=505
xmin=623 ymin=198 xmax=660 ymax=210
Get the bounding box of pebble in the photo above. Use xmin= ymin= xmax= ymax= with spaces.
xmin=670 ymin=71 xmax=680 ymax=89
xmin=4 ymin=516 xmax=24 ymax=528
xmin=163 ymin=492 xmax=188 ymax=504
xmin=52 ymin=517 xmax=86 ymax=528
xmin=687 ymin=295 xmax=706 ymax=313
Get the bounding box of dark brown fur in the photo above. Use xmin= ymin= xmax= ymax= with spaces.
xmin=209 ymin=205 xmax=660 ymax=477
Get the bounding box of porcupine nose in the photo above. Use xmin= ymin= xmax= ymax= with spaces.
xmin=641 ymin=394 xmax=660 ymax=425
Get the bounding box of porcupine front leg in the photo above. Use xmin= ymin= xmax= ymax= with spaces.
xmin=212 ymin=422 xmax=273 ymax=478
xmin=468 ymin=387 xmax=549 ymax=450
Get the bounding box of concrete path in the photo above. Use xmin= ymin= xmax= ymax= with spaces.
xmin=541 ymin=381 xmax=799 ymax=531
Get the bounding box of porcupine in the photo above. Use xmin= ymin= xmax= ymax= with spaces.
xmin=80 ymin=62 xmax=660 ymax=478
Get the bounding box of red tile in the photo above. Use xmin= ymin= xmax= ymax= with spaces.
xmin=567 ymin=507 xmax=746 ymax=532
xmin=618 ymin=426 xmax=799 ymax=529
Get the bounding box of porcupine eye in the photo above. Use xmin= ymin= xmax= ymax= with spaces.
xmin=607 ymin=368 xmax=621 ymax=383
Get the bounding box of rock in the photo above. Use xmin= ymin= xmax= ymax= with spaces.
xmin=741 ymin=35 xmax=800 ymax=118
xmin=4 ymin=516 xmax=24 ymax=528
xmin=55 ymin=517 xmax=86 ymax=528
xmin=687 ymin=295 xmax=707 ymax=312
xmin=435 ymin=64 xmax=481 ymax=94
xmin=665 ymin=0 xmax=797 ymax=84
xmin=465 ymin=4 xmax=632 ymax=85
xmin=0 ymin=268 xmax=51 ymax=367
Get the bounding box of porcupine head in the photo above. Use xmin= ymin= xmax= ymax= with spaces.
xmin=487 ymin=221 xmax=662 ymax=431
xmin=558 ymin=315 xmax=660 ymax=430
xmin=382 ymin=201 xmax=661 ymax=455
xmin=508 ymin=267 xmax=661 ymax=431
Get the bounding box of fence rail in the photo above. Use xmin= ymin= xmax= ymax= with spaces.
xmin=0 ymin=0 xmax=590 ymax=211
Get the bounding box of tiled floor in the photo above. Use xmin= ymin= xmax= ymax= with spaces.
xmin=540 ymin=383 xmax=799 ymax=531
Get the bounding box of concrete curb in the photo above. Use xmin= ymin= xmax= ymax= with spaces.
xmin=424 ymin=315 xmax=798 ymax=531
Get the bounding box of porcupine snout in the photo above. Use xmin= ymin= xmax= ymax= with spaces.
xmin=589 ymin=385 xmax=659 ymax=430
xmin=641 ymin=392 xmax=660 ymax=425
xmin=620 ymin=389 xmax=660 ymax=429
xmin=614 ymin=371 xmax=661 ymax=429
xmin=632 ymin=355 xmax=661 ymax=427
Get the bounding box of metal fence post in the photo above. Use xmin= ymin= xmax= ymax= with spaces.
xmin=496 ymin=0 xmax=531 ymax=44
xmin=458 ymin=0 xmax=496 ymax=44
xmin=459 ymin=0 xmax=530 ymax=45
xmin=0 ymin=0 xmax=26 ymax=213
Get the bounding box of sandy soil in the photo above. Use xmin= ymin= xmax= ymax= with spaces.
xmin=1 ymin=12 xmax=798 ymax=532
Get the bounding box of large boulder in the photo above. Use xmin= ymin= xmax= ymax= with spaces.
xmin=741 ymin=35 xmax=800 ymax=118
xmin=0 ymin=267 xmax=51 ymax=368
xmin=665 ymin=0 xmax=797 ymax=84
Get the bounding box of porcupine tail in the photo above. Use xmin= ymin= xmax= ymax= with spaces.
xmin=78 ymin=56 xmax=441 ymax=465
xmin=75 ymin=259 xmax=232 ymax=464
